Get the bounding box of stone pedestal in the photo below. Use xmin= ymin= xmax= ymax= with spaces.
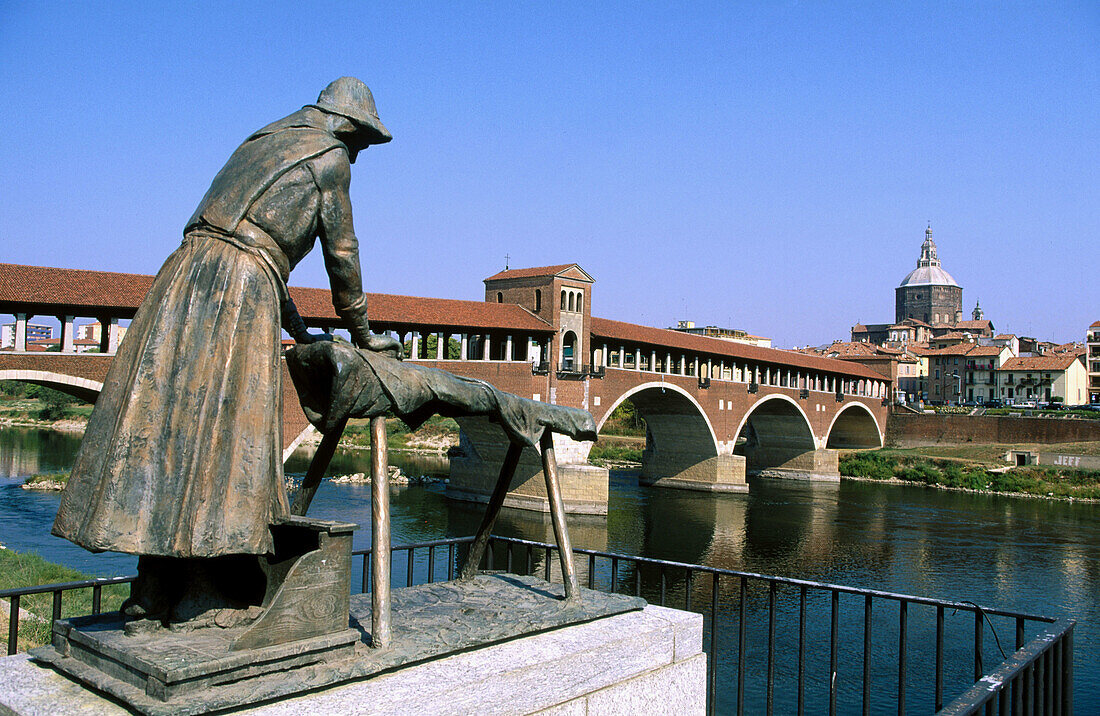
xmin=0 ymin=604 xmax=703 ymax=716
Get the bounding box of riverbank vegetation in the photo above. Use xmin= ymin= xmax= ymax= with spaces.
xmin=338 ymin=415 xmax=460 ymax=453
xmin=0 ymin=381 xmax=92 ymax=425
xmin=840 ymin=449 xmax=1100 ymax=499
xmin=0 ymin=549 xmax=128 ymax=652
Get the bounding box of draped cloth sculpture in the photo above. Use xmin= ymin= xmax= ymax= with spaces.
xmin=287 ymin=340 xmax=598 ymax=448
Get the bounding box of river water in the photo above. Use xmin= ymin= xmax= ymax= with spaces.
xmin=1 ymin=426 xmax=1095 ymax=714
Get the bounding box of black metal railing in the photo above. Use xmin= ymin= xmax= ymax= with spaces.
xmin=556 ymin=362 xmax=590 ymax=378
xmin=3 ymin=536 xmax=1073 ymax=715
xmin=531 ymin=360 xmax=549 ymax=375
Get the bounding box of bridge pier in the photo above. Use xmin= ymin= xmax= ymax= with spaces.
xmin=639 ymin=452 xmax=748 ymax=493
xmin=743 ymin=446 xmax=840 ymax=482
xmin=446 ymin=417 xmax=609 ymax=515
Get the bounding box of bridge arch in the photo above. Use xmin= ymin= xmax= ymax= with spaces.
xmin=597 ymin=381 xmax=718 ymax=451
xmin=0 ymin=369 xmax=103 ymax=403
xmin=598 ymin=381 xmax=730 ymax=489
xmin=733 ymin=394 xmax=821 ymax=477
xmin=824 ymin=401 xmax=884 ymax=449
xmin=732 ymin=394 xmax=817 ymax=449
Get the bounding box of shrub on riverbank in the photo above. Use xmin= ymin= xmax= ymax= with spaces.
xmin=22 ymin=472 xmax=69 ymax=490
xmin=339 ymin=415 xmax=459 ymax=452
xmin=839 ymin=452 xmax=1100 ymax=499
xmin=588 ymin=441 xmax=643 ymax=465
xmin=0 ymin=549 xmax=129 ymax=652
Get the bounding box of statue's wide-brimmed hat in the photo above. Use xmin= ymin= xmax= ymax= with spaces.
xmin=310 ymin=77 xmax=392 ymax=144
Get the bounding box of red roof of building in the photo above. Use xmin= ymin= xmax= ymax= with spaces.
xmin=483 ymin=264 xmax=586 ymax=282
xmin=1090 ymin=320 xmax=1100 ymax=328
xmin=935 ymin=332 xmax=974 ymax=341
xmin=954 ymin=320 xmax=993 ymax=331
xmin=590 ymin=317 xmax=883 ymax=380
xmin=999 ymin=354 xmax=1081 ymax=371
xmin=923 ymin=344 xmax=980 ymax=357
xmin=966 ymin=346 xmax=1005 ymax=357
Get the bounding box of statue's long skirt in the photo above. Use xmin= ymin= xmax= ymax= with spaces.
xmin=52 ymin=237 xmax=289 ymax=557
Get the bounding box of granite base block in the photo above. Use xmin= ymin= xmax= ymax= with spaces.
xmin=0 ymin=604 xmax=703 ymax=716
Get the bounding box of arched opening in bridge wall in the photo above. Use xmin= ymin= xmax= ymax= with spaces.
xmin=735 ymin=395 xmax=836 ymax=480
xmin=0 ymin=369 xmax=316 ymax=464
xmin=825 ymin=403 xmax=883 ymax=449
xmin=561 ymin=331 xmax=577 ymax=370
xmin=598 ymin=383 xmax=746 ymax=492
xmin=0 ymin=370 xmax=103 ymax=404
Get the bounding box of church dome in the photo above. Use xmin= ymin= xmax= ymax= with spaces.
xmin=899 ymin=226 xmax=960 ymax=288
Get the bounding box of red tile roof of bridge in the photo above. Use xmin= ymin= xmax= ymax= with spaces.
xmin=590 ymin=317 xmax=884 ymax=380
xmin=0 ymin=262 xmax=886 ymax=379
xmin=0 ymin=263 xmax=553 ymax=333
xmin=0 ymin=263 xmax=154 ymax=311
xmin=288 ymin=287 xmax=552 ymax=332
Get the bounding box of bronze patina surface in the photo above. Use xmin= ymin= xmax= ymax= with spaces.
xmin=32 ymin=574 xmax=643 ymax=716
xmin=50 ymin=77 xmax=398 ymax=622
xmin=33 ymin=76 xmax=636 ymax=716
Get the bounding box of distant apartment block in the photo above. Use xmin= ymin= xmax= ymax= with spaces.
xmin=0 ymin=322 xmax=52 ymax=348
xmin=1088 ymin=320 xmax=1100 ymax=404
xmin=673 ymin=321 xmax=771 ymax=348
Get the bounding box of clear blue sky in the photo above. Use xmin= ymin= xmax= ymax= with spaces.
xmin=1 ymin=2 xmax=1097 ymax=347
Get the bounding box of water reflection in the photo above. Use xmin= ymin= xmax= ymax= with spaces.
xmin=1 ymin=428 xmax=1098 ymax=712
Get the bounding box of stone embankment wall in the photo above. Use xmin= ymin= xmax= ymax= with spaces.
xmin=886 ymin=413 xmax=1100 ymax=447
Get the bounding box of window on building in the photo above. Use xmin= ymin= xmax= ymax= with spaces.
xmin=568 ymin=293 xmax=574 ymax=312
xmin=496 ymin=292 xmax=503 ymax=303
xmin=577 ymin=292 xmax=583 ymax=313
xmin=560 ymin=290 xmax=567 ymax=310
xmin=534 ymin=289 xmax=542 ymax=312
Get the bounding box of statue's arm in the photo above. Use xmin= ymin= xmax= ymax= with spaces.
xmin=310 ymin=150 xmax=400 ymax=356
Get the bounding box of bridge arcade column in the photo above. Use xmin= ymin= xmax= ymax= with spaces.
xmin=437 ymin=332 xmax=445 ymax=360
xmin=60 ymin=316 xmax=75 ymax=353
xmin=505 ymin=335 xmax=513 ymax=361
xmin=13 ymin=313 xmax=27 ymax=352
xmin=96 ymin=317 xmax=120 ymax=354
xmin=410 ymin=332 xmax=420 ymax=360
xmin=460 ymin=333 xmax=468 ymax=360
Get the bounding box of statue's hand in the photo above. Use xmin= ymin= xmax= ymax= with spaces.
xmin=358 ymin=333 xmax=403 ymax=360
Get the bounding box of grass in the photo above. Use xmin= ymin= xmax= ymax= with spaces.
xmin=339 ymin=415 xmax=460 ymax=451
xmin=588 ymin=441 xmax=644 ymax=464
xmin=880 ymin=441 xmax=1100 ymax=460
xmin=23 ymin=472 xmax=70 ymax=487
xmin=0 ymin=549 xmax=129 ymax=652
xmin=839 ymin=450 xmax=1100 ymax=499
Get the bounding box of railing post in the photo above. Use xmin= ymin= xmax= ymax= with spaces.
xmin=369 ymin=416 xmax=391 ymax=648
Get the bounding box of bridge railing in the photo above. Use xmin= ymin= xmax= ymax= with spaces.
xmin=3 ymin=536 xmax=1072 ymax=715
